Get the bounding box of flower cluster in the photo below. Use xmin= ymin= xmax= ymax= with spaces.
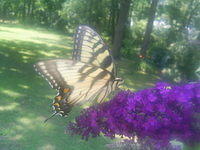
xmin=67 ymin=82 xmax=200 ymax=148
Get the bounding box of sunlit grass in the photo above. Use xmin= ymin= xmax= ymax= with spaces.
xmin=0 ymin=103 xmax=19 ymax=111
xmin=39 ymin=144 xmax=56 ymax=150
xmin=0 ymin=25 xmax=72 ymax=49
xmin=1 ymin=89 xmax=23 ymax=97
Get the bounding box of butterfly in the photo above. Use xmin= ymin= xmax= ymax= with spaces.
xmin=34 ymin=25 xmax=123 ymax=120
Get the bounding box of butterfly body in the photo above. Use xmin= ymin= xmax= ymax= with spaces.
xmin=34 ymin=25 xmax=123 ymax=117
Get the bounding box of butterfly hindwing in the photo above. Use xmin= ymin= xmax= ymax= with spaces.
xmin=34 ymin=59 xmax=113 ymax=116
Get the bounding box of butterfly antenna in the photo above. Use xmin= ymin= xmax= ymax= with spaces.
xmin=44 ymin=112 xmax=58 ymax=123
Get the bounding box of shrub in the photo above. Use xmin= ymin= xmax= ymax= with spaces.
xmin=67 ymin=82 xmax=200 ymax=149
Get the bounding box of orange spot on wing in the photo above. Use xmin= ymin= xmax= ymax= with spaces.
xmin=55 ymin=96 xmax=62 ymax=101
xmin=63 ymin=88 xmax=70 ymax=93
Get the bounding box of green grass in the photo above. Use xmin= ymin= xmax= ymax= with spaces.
xmin=0 ymin=23 xmax=192 ymax=150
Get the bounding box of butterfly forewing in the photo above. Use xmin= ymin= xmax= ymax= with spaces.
xmin=73 ymin=25 xmax=116 ymax=76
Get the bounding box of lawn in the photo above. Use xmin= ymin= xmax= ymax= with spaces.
xmin=0 ymin=23 xmax=160 ymax=150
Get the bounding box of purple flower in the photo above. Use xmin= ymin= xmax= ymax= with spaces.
xmin=67 ymin=82 xmax=200 ymax=147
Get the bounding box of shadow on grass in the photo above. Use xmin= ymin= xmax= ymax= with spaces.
xmin=117 ymin=59 xmax=160 ymax=91
xmin=0 ymin=39 xmax=110 ymax=150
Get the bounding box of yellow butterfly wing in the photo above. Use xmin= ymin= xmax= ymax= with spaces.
xmin=34 ymin=59 xmax=113 ymax=116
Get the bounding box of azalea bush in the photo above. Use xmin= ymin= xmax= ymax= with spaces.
xmin=67 ymin=82 xmax=200 ymax=150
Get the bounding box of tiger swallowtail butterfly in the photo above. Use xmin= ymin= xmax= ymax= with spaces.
xmin=34 ymin=25 xmax=123 ymax=121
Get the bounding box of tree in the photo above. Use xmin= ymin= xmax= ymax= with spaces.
xmin=108 ymin=0 xmax=119 ymax=42
xmin=112 ymin=0 xmax=131 ymax=59
xmin=165 ymin=0 xmax=200 ymax=45
xmin=140 ymin=0 xmax=159 ymax=58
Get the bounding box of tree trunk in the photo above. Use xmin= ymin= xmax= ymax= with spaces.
xmin=140 ymin=0 xmax=159 ymax=58
xmin=112 ymin=0 xmax=131 ymax=59
xmin=22 ymin=0 xmax=26 ymax=21
xmin=30 ymin=1 xmax=35 ymax=19
xmin=110 ymin=0 xmax=119 ymax=43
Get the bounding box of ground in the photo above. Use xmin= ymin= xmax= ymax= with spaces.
xmin=0 ymin=23 xmax=163 ymax=150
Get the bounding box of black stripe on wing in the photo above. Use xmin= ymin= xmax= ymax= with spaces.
xmin=34 ymin=59 xmax=114 ymax=115
xmin=34 ymin=61 xmax=66 ymax=90
xmin=72 ymin=25 xmax=116 ymax=75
